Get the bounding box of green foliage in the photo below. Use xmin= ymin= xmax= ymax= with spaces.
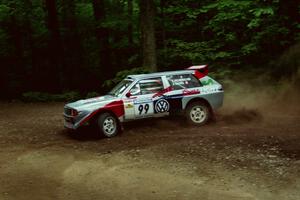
xmin=75 ymin=3 xmax=94 ymax=19
xmin=167 ymin=39 xmax=218 ymax=63
xmin=22 ymin=92 xmax=52 ymax=102
xmin=160 ymin=0 xmax=298 ymax=69
xmin=250 ymin=7 xmax=274 ymax=17
xmin=22 ymin=91 xmax=81 ymax=102
xmin=59 ymin=91 xmax=82 ymax=102
xmin=241 ymin=43 xmax=257 ymax=55
xmin=0 ymin=4 xmax=10 ymax=21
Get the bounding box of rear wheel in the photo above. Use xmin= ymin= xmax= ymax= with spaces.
xmin=97 ymin=113 xmax=119 ymax=137
xmin=185 ymin=101 xmax=210 ymax=126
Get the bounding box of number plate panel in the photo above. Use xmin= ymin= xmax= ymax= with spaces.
xmin=134 ymin=103 xmax=154 ymax=117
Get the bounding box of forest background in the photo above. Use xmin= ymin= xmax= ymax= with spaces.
xmin=0 ymin=0 xmax=299 ymax=101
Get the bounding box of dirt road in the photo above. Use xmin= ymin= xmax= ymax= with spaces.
xmin=0 ymin=86 xmax=299 ymax=199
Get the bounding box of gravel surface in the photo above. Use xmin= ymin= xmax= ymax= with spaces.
xmin=0 ymin=98 xmax=299 ymax=200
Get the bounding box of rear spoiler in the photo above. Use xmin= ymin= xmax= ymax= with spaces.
xmin=186 ymin=65 xmax=208 ymax=79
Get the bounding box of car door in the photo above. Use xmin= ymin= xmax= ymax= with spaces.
xmin=127 ymin=77 xmax=166 ymax=119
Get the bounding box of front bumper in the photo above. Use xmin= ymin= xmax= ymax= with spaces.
xmin=64 ymin=114 xmax=77 ymax=129
xmin=63 ymin=110 xmax=92 ymax=130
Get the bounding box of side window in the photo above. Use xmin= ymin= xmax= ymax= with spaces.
xmin=167 ymin=74 xmax=201 ymax=90
xmin=130 ymin=77 xmax=164 ymax=95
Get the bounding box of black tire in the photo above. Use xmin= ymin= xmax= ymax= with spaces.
xmin=185 ymin=101 xmax=210 ymax=126
xmin=97 ymin=112 xmax=119 ymax=137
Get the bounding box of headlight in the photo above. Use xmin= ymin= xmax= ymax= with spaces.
xmin=71 ymin=109 xmax=79 ymax=116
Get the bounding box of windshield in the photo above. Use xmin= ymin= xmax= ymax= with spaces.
xmin=108 ymin=79 xmax=133 ymax=97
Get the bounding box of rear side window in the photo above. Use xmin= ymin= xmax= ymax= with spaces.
xmin=167 ymin=74 xmax=201 ymax=90
xmin=130 ymin=77 xmax=164 ymax=95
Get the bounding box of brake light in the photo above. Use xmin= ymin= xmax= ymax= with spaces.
xmin=218 ymin=85 xmax=223 ymax=91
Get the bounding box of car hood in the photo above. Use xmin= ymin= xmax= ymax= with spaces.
xmin=66 ymin=95 xmax=118 ymax=111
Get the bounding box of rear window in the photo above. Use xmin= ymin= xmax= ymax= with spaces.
xmin=166 ymin=74 xmax=201 ymax=90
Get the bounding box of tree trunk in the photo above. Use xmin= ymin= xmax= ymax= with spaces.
xmin=61 ymin=0 xmax=83 ymax=89
xmin=160 ymin=0 xmax=166 ymax=60
xmin=140 ymin=0 xmax=157 ymax=71
xmin=92 ymin=0 xmax=111 ymax=81
xmin=23 ymin=0 xmax=36 ymax=91
xmin=7 ymin=3 xmax=24 ymax=97
xmin=128 ymin=0 xmax=133 ymax=46
xmin=45 ymin=0 xmax=64 ymax=92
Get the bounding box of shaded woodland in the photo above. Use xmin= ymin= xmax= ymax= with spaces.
xmin=0 ymin=0 xmax=299 ymax=99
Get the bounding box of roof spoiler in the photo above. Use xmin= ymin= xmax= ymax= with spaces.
xmin=186 ymin=65 xmax=208 ymax=79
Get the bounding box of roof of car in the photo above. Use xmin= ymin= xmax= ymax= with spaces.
xmin=127 ymin=70 xmax=194 ymax=80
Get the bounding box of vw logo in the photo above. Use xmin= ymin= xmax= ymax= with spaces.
xmin=155 ymin=99 xmax=170 ymax=113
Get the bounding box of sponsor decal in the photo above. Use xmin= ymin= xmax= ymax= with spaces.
xmin=125 ymin=104 xmax=134 ymax=109
xmin=201 ymin=79 xmax=214 ymax=86
xmin=200 ymin=87 xmax=219 ymax=94
xmin=152 ymin=86 xmax=172 ymax=98
xmin=155 ymin=99 xmax=170 ymax=113
xmin=172 ymin=78 xmax=191 ymax=82
xmin=134 ymin=97 xmax=152 ymax=104
xmin=171 ymin=78 xmax=191 ymax=85
xmin=183 ymin=89 xmax=200 ymax=96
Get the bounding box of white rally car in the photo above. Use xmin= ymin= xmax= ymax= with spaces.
xmin=64 ymin=65 xmax=224 ymax=137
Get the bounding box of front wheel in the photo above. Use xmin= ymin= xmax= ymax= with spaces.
xmin=97 ymin=113 xmax=120 ymax=137
xmin=185 ymin=101 xmax=210 ymax=126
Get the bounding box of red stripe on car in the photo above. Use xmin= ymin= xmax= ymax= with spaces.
xmin=182 ymin=89 xmax=200 ymax=96
xmin=79 ymin=100 xmax=124 ymax=126
xmin=152 ymin=86 xmax=172 ymax=98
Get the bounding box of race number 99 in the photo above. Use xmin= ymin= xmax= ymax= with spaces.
xmin=135 ymin=103 xmax=153 ymax=116
xmin=138 ymin=104 xmax=149 ymax=115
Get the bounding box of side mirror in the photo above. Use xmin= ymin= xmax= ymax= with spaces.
xmin=125 ymin=92 xmax=132 ymax=98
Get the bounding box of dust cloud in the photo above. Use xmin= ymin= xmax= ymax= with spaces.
xmin=221 ymin=42 xmax=300 ymax=123
xmin=219 ymin=72 xmax=299 ymax=124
